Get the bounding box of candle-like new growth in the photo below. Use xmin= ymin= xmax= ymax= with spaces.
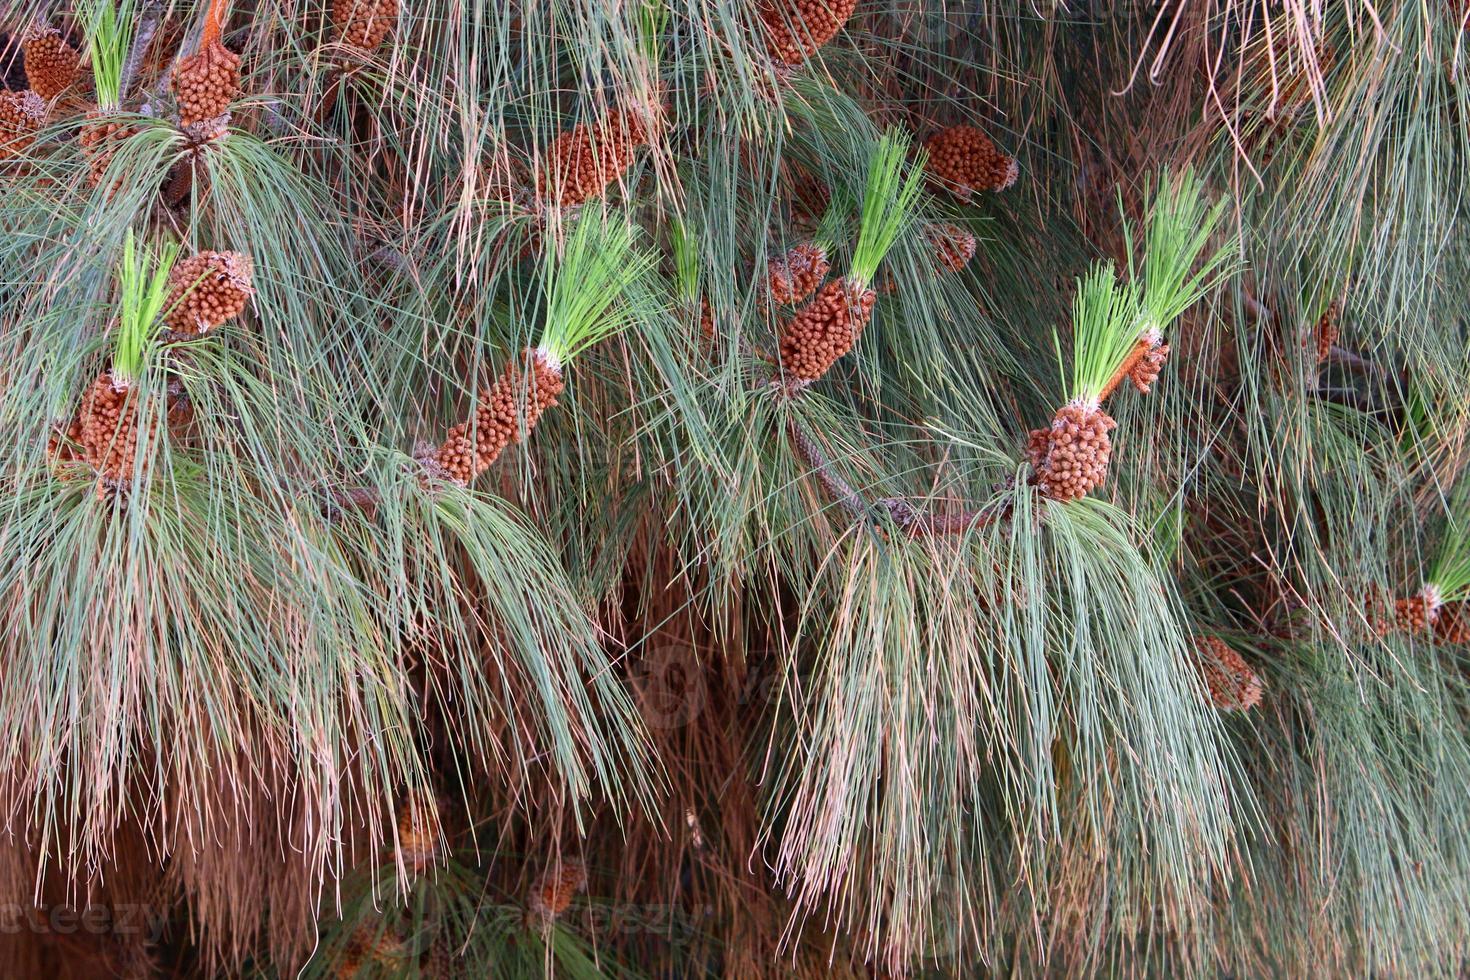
xmin=1066 ymin=262 xmax=1142 ymax=407
xmin=1130 ymin=168 xmax=1233 ymax=336
xmin=1426 ymin=520 xmax=1470 ymax=606
xmin=112 ymin=232 xmax=180 ymax=386
xmin=535 ymin=211 xmax=653 ymax=367
xmin=777 ymin=131 xmax=926 ymax=382
xmin=80 ymin=0 xmax=139 ymax=111
xmin=849 ymin=131 xmax=926 ymax=290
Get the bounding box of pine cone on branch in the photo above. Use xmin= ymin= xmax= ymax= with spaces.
xmin=757 ymin=0 xmax=858 ymax=65
xmin=1030 ymin=402 xmax=1116 ymax=502
xmin=777 ymin=278 xmax=877 ymax=381
xmin=23 ymin=27 xmax=83 ymax=101
xmin=1190 ymin=636 xmax=1264 ymax=711
xmin=427 ymin=350 xmax=565 ymax=485
xmin=924 ymin=125 xmax=1018 ymax=200
xmin=164 ymin=251 xmax=254 ymax=334
xmin=0 ymin=89 xmax=46 ymax=159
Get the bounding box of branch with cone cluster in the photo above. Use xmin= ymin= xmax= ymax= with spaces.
xmin=1189 ymin=635 xmax=1264 ymax=711
xmin=1029 ymin=170 xmax=1231 ymax=503
xmin=1370 ymin=522 xmax=1470 ymax=641
xmin=50 ymin=236 xmax=252 ymax=494
xmin=0 ymin=89 xmax=46 ymax=160
xmin=23 ymin=26 xmax=84 ymax=103
xmin=527 ymin=858 xmax=588 ymax=927
xmin=924 ymin=124 xmax=1018 ymax=201
xmin=757 ymin=0 xmax=858 ymax=66
xmin=172 ymin=0 xmax=241 ymax=143
xmin=776 ymin=130 xmax=925 ymax=384
xmin=421 ymin=211 xmax=652 ymax=487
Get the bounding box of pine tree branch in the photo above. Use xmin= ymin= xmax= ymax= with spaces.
xmin=120 ymin=0 xmax=165 ymax=107
xmin=785 ymin=414 xmax=1010 ymax=538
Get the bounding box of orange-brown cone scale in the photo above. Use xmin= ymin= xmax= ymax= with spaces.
xmin=79 ymin=109 xmax=138 ymax=188
xmin=1128 ymin=342 xmax=1170 ymax=393
xmin=23 ymin=28 xmax=82 ymax=101
xmin=0 ymin=89 xmax=46 ymax=159
xmin=73 ymin=373 xmax=163 ymax=494
xmin=1029 ymin=402 xmax=1116 ymax=502
xmin=1434 ymin=601 xmax=1470 ymax=644
xmin=777 ymin=277 xmax=877 ymax=381
xmin=427 ymin=350 xmax=565 ymax=485
xmin=538 ymin=109 xmax=650 ymax=209
xmin=164 ymin=251 xmax=254 ymax=334
xmin=1310 ymin=299 xmax=1341 ymax=364
xmin=757 ymin=0 xmax=858 ymax=65
xmin=924 ymin=222 xmax=977 ymax=274
xmin=528 ymin=859 xmax=587 ymax=923
xmin=1368 ymin=587 xmax=1442 ymax=637
xmin=332 ymin=0 xmax=399 ymax=50
xmin=396 ymin=796 xmax=437 ymax=874
xmin=1190 ymin=635 xmax=1264 ymax=711
xmin=173 ymin=39 xmax=241 ymax=134
xmin=924 ymin=125 xmax=1018 ymax=200
xmin=767 ymin=243 xmax=830 ymax=305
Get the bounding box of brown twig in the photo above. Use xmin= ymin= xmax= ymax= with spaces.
xmin=120 ymin=0 xmax=166 ymax=107
xmin=785 ymin=413 xmax=1009 ymax=539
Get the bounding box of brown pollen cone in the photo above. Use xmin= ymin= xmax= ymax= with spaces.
xmin=777 ymin=277 xmax=877 ymax=381
xmin=1391 ymin=591 xmax=1437 ymax=635
xmin=1128 ymin=342 xmax=1170 ymax=393
xmin=925 ymin=222 xmax=977 ymax=273
xmin=23 ymin=27 xmax=83 ymax=101
xmin=396 ymin=796 xmax=438 ymax=873
xmin=427 ymin=350 xmax=565 ymax=485
xmin=924 ymin=125 xmax=1018 ymax=199
xmin=539 ymin=109 xmax=649 ymax=209
xmin=767 ymin=243 xmax=830 ymax=305
xmin=1030 ymin=402 xmax=1116 ymax=502
xmin=1310 ymin=299 xmax=1341 ymax=364
xmin=79 ymin=109 xmax=137 ymax=187
xmin=757 ymin=0 xmax=858 ymax=65
xmin=173 ymin=39 xmax=241 ymax=129
xmin=164 ymin=251 xmax=254 ymax=334
xmin=1190 ymin=635 xmax=1264 ymax=711
xmin=0 ymin=89 xmax=46 ymax=159
xmin=77 ymin=373 xmax=144 ymax=488
xmin=528 ymin=859 xmax=587 ymax=923
xmin=332 ymin=0 xmax=399 ymax=50
xmin=1433 ymin=601 xmax=1470 ymax=643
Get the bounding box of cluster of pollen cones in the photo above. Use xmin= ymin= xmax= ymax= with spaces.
xmin=1190 ymin=636 xmax=1264 ymax=711
xmin=23 ymin=27 xmax=83 ymax=101
xmin=396 ymin=797 xmax=438 ymax=874
xmin=0 ymin=90 xmax=46 ymax=159
xmin=925 ymin=125 xmax=1018 ymax=200
xmin=80 ymin=111 xmax=138 ymax=188
xmin=1028 ymin=402 xmax=1116 ymax=502
xmin=165 ymin=251 xmax=255 ymax=335
xmin=333 ymin=0 xmax=400 ymax=50
xmin=540 ymin=108 xmax=654 ymax=209
xmin=49 ymin=374 xmax=185 ymax=494
xmin=778 ymin=278 xmax=877 ymax=381
xmin=1368 ymin=586 xmax=1466 ymax=641
xmin=426 ymin=350 xmax=565 ymax=485
xmin=767 ymin=243 xmax=830 ymax=305
xmin=757 ymin=0 xmax=858 ymax=65
xmin=925 ymin=222 xmax=977 ymax=273
xmin=528 ymin=858 xmax=588 ymax=924
xmin=1310 ymin=298 xmax=1342 ymax=364
xmin=174 ymin=39 xmax=241 ymax=138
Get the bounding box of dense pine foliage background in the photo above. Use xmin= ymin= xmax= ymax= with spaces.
xmin=3 ymin=0 xmax=1470 ymax=975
